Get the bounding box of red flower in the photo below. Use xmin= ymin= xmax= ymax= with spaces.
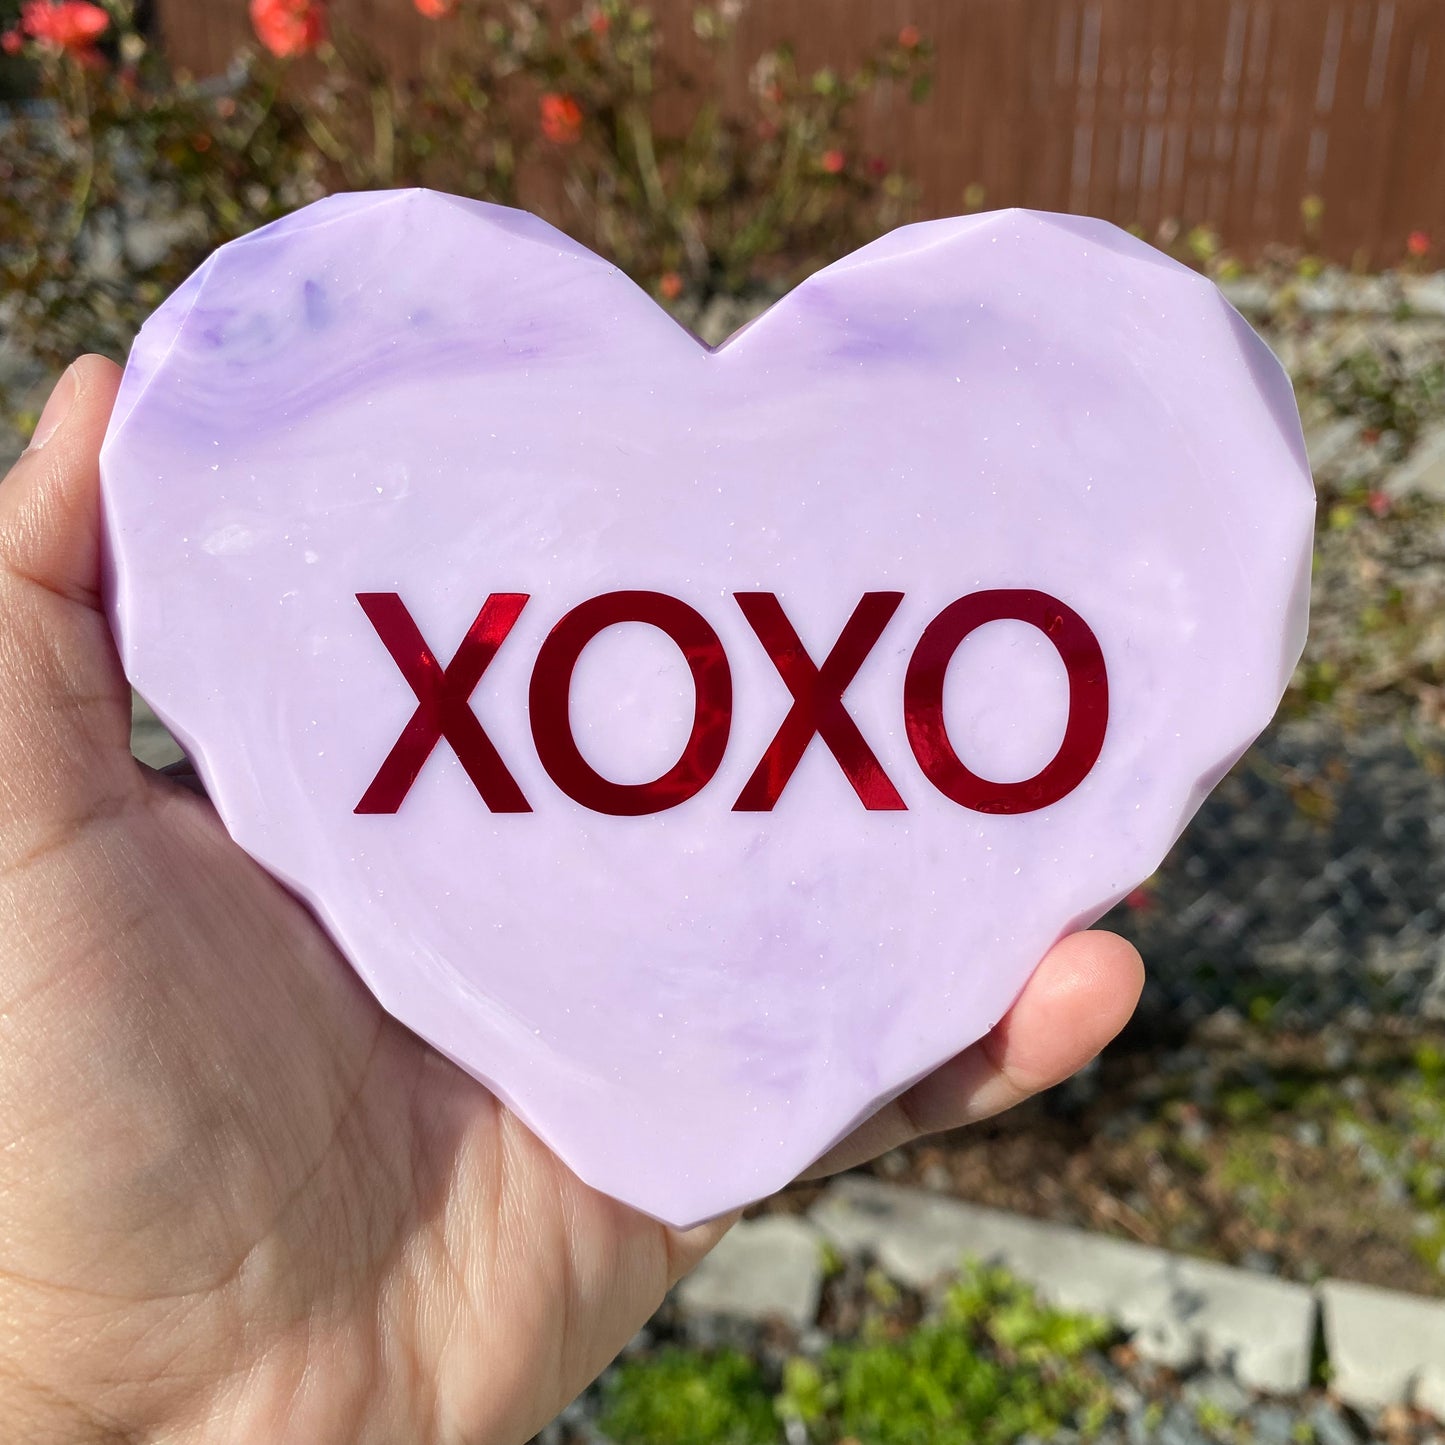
xmin=249 ymin=0 xmax=326 ymax=58
xmin=658 ymin=271 xmax=683 ymax=301
xmin=540 ymin=92 xmax=583 ymax=145
xmin=898 ymin=23 xmax=921 ymax=48
xmin=1367 ymin=490 xmax=1392 ymax=518
xmin=866 ymin=156 xmax=888 ymax=180
xmin=1407 ymin=230 xmax=1431 ymax=259
xmin=1 ymin=27 xmax=23 ymax=52
xmin=413 ymin=0 xmax=455 ymax=16
xmin=20 ymin=1 xmax=109 ymax=51
xmin=1123 ymin=886 xmax=1156 ymax=913
xmin=588 ymin=8 xmax=609 ymax=35
xmin=820 ymin=148 xmax=846 ymax=175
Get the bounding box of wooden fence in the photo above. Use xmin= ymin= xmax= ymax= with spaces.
xmin=155 ymin=0 xmax=1445 ymax=266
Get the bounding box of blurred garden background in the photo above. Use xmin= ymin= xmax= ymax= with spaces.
xmin=5 ymin=1 xmax=1445 ymax=1441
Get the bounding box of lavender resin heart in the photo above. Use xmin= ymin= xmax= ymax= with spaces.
xmin=100 ymin=191 xmax=1313 ymax=1227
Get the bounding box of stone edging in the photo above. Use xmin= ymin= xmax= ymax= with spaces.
xmin=677 ymin=1177 xmax=1445 ymax=1416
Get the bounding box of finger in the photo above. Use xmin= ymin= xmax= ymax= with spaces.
xmin=0 ymin=357 xmax=135 ymax=804
xmin=802 ymin=930 xmax=1143 ymax=1177
xmin=1 ymin=356 xmax=122 ymax=611
xmin=155 ymin=759 xmax=208 ymax=799
xmin=663 ymin=1209 xmax=743 ymax=1283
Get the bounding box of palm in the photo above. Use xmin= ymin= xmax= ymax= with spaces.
xmin=0 ymin=358 xmax=1141 ymax=1445
xmin=2 ymin=687 xmax=699 ymax=1444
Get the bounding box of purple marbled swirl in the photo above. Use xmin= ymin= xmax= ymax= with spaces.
xmin=99 ymin=191 xmax=1313 ymax=1227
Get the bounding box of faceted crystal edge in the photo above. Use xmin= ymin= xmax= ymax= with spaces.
xmin=98 ymin=194 xmax=1320 ymax=1229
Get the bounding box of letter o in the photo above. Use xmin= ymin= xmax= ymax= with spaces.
xmin=904 ymin=590 xmax=1109 ymax=814
xmin=529 ymin=591 xmax=733 ymax=816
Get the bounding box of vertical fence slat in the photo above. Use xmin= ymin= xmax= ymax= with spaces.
xmin=152 ymin=0 xmax=1445 ymax=267
xmin=1383 ymin=20 xmax=1445 ymax=247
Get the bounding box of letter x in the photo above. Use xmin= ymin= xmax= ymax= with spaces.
xmin=355 ymin=592 xmax=531 ymax=814
xmin=733 ymin=592 xmax=907 ymax=811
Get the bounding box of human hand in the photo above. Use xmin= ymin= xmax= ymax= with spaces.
xmin=0 ymin=356 xmax=1143 ymax=1445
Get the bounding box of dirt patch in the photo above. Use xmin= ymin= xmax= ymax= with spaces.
xmin=763 ymin=1026 xmax=1445 ymax=1299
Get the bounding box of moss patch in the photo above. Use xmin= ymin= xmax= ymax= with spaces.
xmin=597 ymin=1348 xmax=777 ymax=1445
xmin=780 ymin=1267 xmax=1114 ymax=1445
xmin=600 ymin=1267 xmax=1115 ymax=1445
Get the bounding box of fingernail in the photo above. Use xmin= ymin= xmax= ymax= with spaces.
xmin=24 ymin=365 xmax=79 ymax=454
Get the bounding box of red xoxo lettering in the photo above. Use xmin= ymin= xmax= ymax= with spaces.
xmin=734 ymin=591 xmax=905 ymax=813
xmin=903 ymin=590 xmax=1110 ymax=815
xmin=530 ymin=591 xmax=734 ymax=817
xmin=354 ymin=591 xmax=530 ymax=815
xmin=356 ymin=589 xmax=1110 ymax=816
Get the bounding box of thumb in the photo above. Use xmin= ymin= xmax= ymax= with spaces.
xmin=0 ymin=356 xmax=134 ymax=800
xmin=1 ymin=356 xmax=122 ymax=609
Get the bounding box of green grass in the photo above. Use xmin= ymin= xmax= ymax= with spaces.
xmin=600 ymin=1265 xmax=1116 ymax=1445
xmin=1144 ymin=1041 xmax=1445 ymax=1280
xmin=598 ymin=1348 xmax=778 ymax=1445
xmin=805 ymin=1270 xmax=1114 ymax=1445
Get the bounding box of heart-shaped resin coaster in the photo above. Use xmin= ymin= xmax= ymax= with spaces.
xmin=100 ymin=192 xmax=1313 ymax=1227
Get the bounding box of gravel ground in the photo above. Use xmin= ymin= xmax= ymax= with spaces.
xmin=775 ymin=1019 xmax=1445 ymax=1297
xmin=1111 ymin=715 xmax=1445 ymax=1037
xmin=532 ymin=1262 xmax=1445 ymax=1445
xmin=42 ymin=264 xmax=1445 ymax=1440
xmin=128 ymin=693 xmax=1445 ymax=1041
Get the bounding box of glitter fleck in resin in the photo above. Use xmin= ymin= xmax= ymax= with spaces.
xmin=100 ymin=192 xmax=1314 ymax=1227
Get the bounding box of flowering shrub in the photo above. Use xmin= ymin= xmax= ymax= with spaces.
xmin=1318 ymin=340 xmax=1445 ymax=464
xmin=539 ymin=90 xmax=583 ymax=146
xmin=7 ymin=1 xmax=109 ymax=55
xmin=248 ymin=0 xmax=327 ymax=59
xmin=0 ymin=0 xmax=932 ymax=422
xmin=0 ymin=1 xmax=325 ymax=422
